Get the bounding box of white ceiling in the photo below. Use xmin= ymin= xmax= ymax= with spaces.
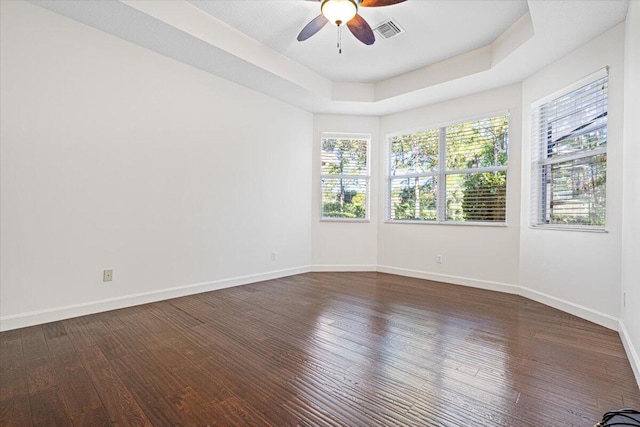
xmin=189 ymin=0 xmax=529 ymax=83
xmin=30 ymin=0 xmax=629 ymax=115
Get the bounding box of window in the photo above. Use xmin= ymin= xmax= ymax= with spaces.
xmin=531 ymin=69 xmax=608 ymax=229
xmin=388 ymin=114 xmax=509 ymax=223
xmin=321 ymin=133 xmax=370 ymax=220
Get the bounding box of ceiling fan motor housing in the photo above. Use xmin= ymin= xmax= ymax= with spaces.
xmin=321 ymin=0 xmax=358 ymax=26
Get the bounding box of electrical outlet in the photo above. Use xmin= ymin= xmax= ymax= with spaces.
xmin=436 ymin=254 xmax=443 ymax=264
xmin=103 ymin=269 xmax=113 ymax=282
xmin=271 ymin=251 xmax=277 ymax=261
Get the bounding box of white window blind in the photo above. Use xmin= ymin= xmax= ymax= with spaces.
xmin=321 ymin=134 xmax=370 ymax=220
xmin=388 ymin=115 xmax=509 ymax=223
xmin=530 ymin=69 xmax=608 ymax=229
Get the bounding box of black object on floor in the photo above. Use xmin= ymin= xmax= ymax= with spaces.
xmin=596 ymin=408 xmax=640 ymax=426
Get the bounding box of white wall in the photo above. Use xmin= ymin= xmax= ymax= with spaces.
xmin=311 ymin=115 xmax=379 ymax=270
xmin=377 ymin=84 xmax=522 ymax=292
xmin=621 ymin=1 xmax=640 ymax=385
xmin=519 ymin=23 xmax=625 ymax=328
xmin=0 ymin=1 xmax=313 ymax=330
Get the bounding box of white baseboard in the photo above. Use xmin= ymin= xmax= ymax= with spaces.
xmin=377 ymin=265 xmax=619 ymax=331
xmin=0 ymin=266 xmax=311 ymax=332
xmin=311 ymin=264 xmax=378 ymax=272
xmin=619 ymin=320 xmax=640 ymax=389
xmin=518 ymin=286 xmax=620 ymax=331
xmin=376 ymin=265 xmax=520 ymax=295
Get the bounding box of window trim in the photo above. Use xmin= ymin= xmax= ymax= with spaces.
xmin=528 ymin=224 xmax=608 ymax=233
xmin=385 ymin=111 xmax=510 ymax=225
xmin=320 ymin=132 xmax=371 ymax=222
xmin=530 ymin=68 xmax=609 ymax=231
xmin=531 ymin=67 xmax=609 ymax=109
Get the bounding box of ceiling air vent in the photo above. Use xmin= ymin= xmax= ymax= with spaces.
xmin=373 ymin=19 xmax=405 ymax=40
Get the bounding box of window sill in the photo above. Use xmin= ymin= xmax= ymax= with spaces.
xmin=529 ymin=225 xmax=608 ymax=233
xmin=384 ymin=220 xmax=508 ymax=227
xmin=320 ymin=218 xmax=370 ymax=224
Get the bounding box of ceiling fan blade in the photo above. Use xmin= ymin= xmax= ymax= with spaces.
xmin=360 ymin=0 xmax=407 ymax=7
xmin=347 ymin=14 xmax=375 ymax=45
xmin=297 ymin=14 xmax=329 ymax=41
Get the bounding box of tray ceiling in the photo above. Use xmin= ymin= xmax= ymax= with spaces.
xmin=190 ymin=0 xmax=529 ymax=83
xmin=29 ymin=0 xmax=629 ymax=115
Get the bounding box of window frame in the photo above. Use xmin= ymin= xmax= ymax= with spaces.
xmin=385 ymin=111 xmax=510 ymax=226
xmin=530 ymin=68 xmax=609 ymax=232
xmin=320 ymin=132 xmax=371 ymax=222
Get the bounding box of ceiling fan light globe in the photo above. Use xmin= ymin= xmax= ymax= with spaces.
xmin=321 ymin=0 xmax=358 ymax=26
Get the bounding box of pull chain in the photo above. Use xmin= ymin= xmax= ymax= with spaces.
xmin=337 ymin=25 xmax=342 ymax=54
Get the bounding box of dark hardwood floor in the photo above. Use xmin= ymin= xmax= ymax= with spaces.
xmin=1 ymin=272 xmax=638 ymax=426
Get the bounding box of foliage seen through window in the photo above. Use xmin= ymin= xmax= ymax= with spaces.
xmin=389 ymin=115 xmax=509 ymax=223
xmin=321 ymin=136 xmax=369 ymax=220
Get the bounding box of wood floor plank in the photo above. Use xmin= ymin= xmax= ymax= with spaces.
xmin=75 ymin=346 xmax=151 ymax=426
xmin=0 ymin=330 xmax=21 ymax=345
xmin=195 ymin=355 xmax=302 ymax=427
xmin=164 ymin=385 xmax=243 ymax=426
xmin=0 ymin=272 xmax=638 ymax=426
xmin=30 ymin=386 xmax=73 ymax=427
xmin=111 ymin=351 xmax=186 ymax=399
xmin=0 ymin=368 xmax=32 ymax=426
xmin=46 ymin=336 xmax=103 ymax=418
xmin=147 ymin=300 xmax=205 ymax=329
xmin=41 ymin=322 xmax=67 ymax=340
xmin=63 ymin=317 xmax=127 ymax=360
xmin=172 ymin=362 xmax=234 ymax=404
xmin=0 ymin=338 xmax=23 ymax=374
xmin=20 ymin=326 xmax=50 ymax=365
xmin=110 ymin=355 xmax=187 ymax=426
xmin=209 ymin=396 xmax=274 ymax=427
xmin=0 ymin=394 xmax=32 ymax=427
xmin=115 ymin=349 xmax=187 ymax=398
xmin=25 ymin=358 xmax=58 ymax=394
xmin=70 ymin=406 xmax=111 ymax=427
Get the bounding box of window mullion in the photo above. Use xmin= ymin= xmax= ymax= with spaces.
xmin=387 ymin=144 xmax=392 ymax=220
xmin=537 ymin=146 xmax=606 ymax=167
xmin=321 ymin=174 xmax=370 ymax=180
xmin=444 ymin=166 xmax=507 ymax=175
xmin=437 ymin=127 xmax=447 ymax=221
xmin=542 ymin=105 xmax=551 ymax=225
xmin=389 ymin=172 xmax=436 ymax=179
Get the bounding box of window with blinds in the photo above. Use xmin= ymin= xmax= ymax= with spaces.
xmin=388 ymin=115 xmax=509 ymax=223
xmin=531 ymin=69 xmax=608 ymax=229
xmin=321 ymin=134 xmax=370 ymax=220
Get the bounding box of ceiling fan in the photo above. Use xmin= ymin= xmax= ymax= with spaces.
xmin=297 ymin=0 xmax=407 ymax=53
